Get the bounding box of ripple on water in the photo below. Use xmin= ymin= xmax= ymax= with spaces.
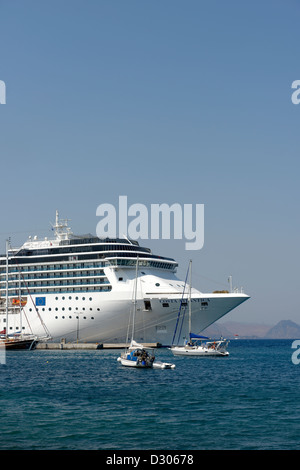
xmin=0 ymin=342 xmax=300 ymax=449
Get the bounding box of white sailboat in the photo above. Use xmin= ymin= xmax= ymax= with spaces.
xmin=117 ymin=258 xmax=175 ymax=369
xmin=170 ymin=260 xmax=230 ymax=357
xmin=0 ymin=239 xmax=51 ymax=350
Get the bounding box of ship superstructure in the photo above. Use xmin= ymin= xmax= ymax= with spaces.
xmin=0 ymin=211 xmax=249 ymax=345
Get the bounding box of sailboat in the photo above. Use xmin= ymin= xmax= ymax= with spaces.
xmin=0 ymin=239 xmax=51 ymax=350
xmin=170 ymin=260 xmax=230 ymax=357
xmin=117 ymin=258 xmax=175 ymax=369
xmin=0 ymin=330 xmax=38 ymax=350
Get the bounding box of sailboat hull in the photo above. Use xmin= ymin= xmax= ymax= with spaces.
xmin=1 ymin=338 xmax=38 ymax=350
xmin=118 ymin=357 xmax=153 ymax=368
xmin=170 ymin=346 xmax=229 ymax=356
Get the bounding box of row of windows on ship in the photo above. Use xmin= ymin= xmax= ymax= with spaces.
xmin=2 ymin=252 xmax=174 ymax=266
xmin=0 ymin=258 xmax=175 ymax=272
xmin=1 ymin=314 xmax=98 ymax=332
xmin=0 ymin=294 xmax=103 ymax=330
xmin=2 ymin=270 xmax=106 ymax=282
xmin=0 ymin=286 xmax=112 ymax=296
xmin=0 ymin=261 xmax=106 ymax=273
xmin=1 ymin=278 xmax=109 ymax=288
xmin=16 ymin=242 xmax=150 ymax=256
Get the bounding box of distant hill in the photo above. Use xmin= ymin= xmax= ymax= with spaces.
xmin=202 ymin=321 xmax=272 ymax=339
xmin=202 ymin=320 xmax=300 ymax=339
xmin=265 ymin=320 xmax=300 ymax=339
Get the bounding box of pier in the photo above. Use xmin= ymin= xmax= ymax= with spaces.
xmin=35 ymin=340 xmax=162 ymax=350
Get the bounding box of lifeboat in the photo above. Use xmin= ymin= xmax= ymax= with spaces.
xmin=11 ymin=297 xmax=27 ymax=307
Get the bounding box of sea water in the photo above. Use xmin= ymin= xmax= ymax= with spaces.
xmin=0 ymin=340 xmax=299 ymax=450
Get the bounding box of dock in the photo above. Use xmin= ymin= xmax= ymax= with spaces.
xmin=35 ymin=340 xmax=162 ymax=350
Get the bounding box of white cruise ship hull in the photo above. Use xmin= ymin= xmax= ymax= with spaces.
xmin=14 ymin=287 xmax=248 ymax=346
xmin=0 ymin=212 xmax=250 ymax=346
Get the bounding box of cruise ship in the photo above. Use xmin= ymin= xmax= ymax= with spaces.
xmin=0 ymin=212 xmax=249 ymax=346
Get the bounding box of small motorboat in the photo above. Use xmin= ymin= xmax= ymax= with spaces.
xmin=117 ymin=340 xmax=176 ymax=369
xmin=117 ymin=340 xmax=155 ymax=368
xmin=117 ymin=258 xmax=175 ymax=370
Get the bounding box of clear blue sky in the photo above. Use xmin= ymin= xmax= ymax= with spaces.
xmin=0 ymin=0 xmax=299 ymax=325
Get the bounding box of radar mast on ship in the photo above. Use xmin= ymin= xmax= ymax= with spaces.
xmin=52 ymin=210 xmax=73 ymax=240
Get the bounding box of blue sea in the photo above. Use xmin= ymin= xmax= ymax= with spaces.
xmin=0 ymin=340 xmax=300 ymax=450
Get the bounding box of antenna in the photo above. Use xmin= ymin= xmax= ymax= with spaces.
xmin=228 ymin=276 xmax=233 ymax=293
xmin=55 ymin=209 xmax=59 ymax=227
xmin=51 ymin=210 xmax=73 ymax=240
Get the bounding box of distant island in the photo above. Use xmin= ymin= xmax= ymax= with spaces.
xmin=202 ymin=319 xmax=300 ymax=339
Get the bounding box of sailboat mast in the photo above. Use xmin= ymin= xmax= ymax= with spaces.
xmin=131 ymin=257 xmax=139 ymax=342
xmin=5 ymin=239 xmax=9 ymax=338
xmin=19 ymin=271 xmax=22 ymax=335
xmin=188 ymin=259 xmax=192 ymax=338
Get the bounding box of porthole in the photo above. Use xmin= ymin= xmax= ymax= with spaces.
xmin=155 ymin=283 xmax=160 ymax=287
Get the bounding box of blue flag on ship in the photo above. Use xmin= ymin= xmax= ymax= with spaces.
xmin=35 ymin=297 xmax=46 ymax=306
